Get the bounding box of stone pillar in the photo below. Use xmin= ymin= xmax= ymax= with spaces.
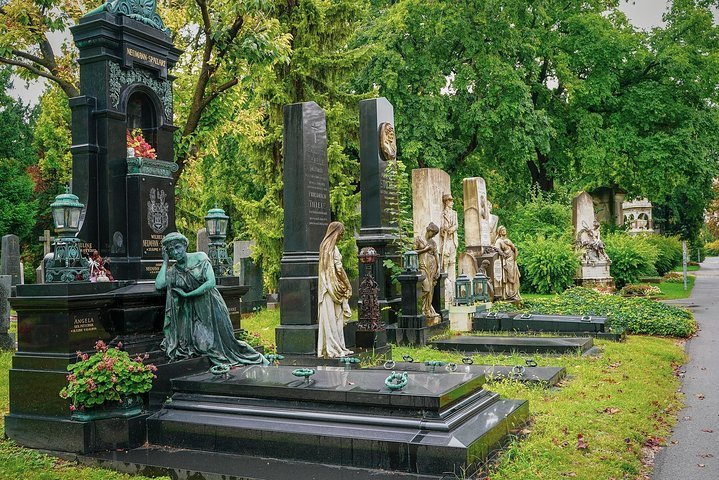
xmin=277 ymin=102 xmax=332 ymax=355
xmin=196 ymin=227 xmax=209 ymax=254
xmin=1 ymin=234 xmax=22 ymax=286
xmin=0 ymin=275 xmax=14 ymax=349
xmin=462 ymin=177 xmax=500 ymax=300
xmin=412 ymin=169 xmax=450 ymax=239
xmin=357 ymin=97 xmax=401 ymax=324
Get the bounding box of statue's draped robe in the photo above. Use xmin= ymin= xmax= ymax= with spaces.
xmin=162 ymin=255 xmax=268 ymax=366
xmin=317 ymin=246 xmax=353 ymax=358
xmin=415 ymin=235 xmax=439 ymax=319
xmin=494 ymin=236 xmax=521 ymax=300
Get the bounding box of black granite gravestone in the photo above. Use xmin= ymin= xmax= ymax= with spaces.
xmin=1 ymin=234 xmax=22 ymax=285
xmin=356 ymin=98 xmax=401 ymax=324
xmin=276 ymin=102 xmax=332 ymax=355
xmin=70 ymin=7 xmax=181 ymax=280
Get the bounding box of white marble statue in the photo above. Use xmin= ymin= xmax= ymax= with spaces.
xmin=494 ymin=226 xmax=521 ymax=301
xmin=317 ymin=221 xmax=353 ymax=358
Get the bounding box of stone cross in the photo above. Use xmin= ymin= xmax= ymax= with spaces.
xmin=1 ymin=234 xmax=22 ymax=285
xmin=38 ymin=230 xmax=52 ymax=256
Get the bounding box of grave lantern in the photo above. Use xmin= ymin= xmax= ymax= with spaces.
xmin=454 ymin=272 xmax=472 ymax=306
xmin=51 ymin=187 xmax=83 ymax=236
xmin=472 ymin=270 xmax=490 ymax=303
xmin=204 ymin=207 xmax=232 ymax=276
xmin=45 ymin=188 xmax=90 ymax=283
xmin=205 ymin=206 xmax=229 ymax=241
xmin=403 ymin=250 xmax=419 ymax=272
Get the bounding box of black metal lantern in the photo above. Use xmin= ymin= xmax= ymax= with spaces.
xmin=454 ymin=272 xmax=472 ymax=306
xmin=45 ymin=188 xmax=90 ymax=283
xmin=204 ymin=206 xmax=232 ymax=276
xmin=403 ymin=250 xmax=419 ymax=272
xmin=472 ymin=270 xmax=490 ymax=303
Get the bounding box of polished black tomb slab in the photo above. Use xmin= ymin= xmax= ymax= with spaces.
xmin=370 ymin=362 xmax=566 ymax=387
xmin=148 ymin=365 xmax=529 ymax=476
xmin=473 ymin=312 xmax=624 ymax=341
xmin=430 ymin=335 xmax=593 ymax=355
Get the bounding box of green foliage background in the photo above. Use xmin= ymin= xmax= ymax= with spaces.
xmin=2 ymin=1 xmax=719 ymax=289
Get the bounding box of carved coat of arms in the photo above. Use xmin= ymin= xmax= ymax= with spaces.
xmin=147 ymin=188 xmax=169 ymax=234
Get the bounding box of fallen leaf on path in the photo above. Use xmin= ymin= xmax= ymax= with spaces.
xmin=701 ymin=429 xmax=713 ymax=433
xmin=696 ymin=394 xmax=706 ymax=400
xmin=576 ymin=434 xmax=589 ymax=450
xmin=604 ymin=407 xmax=620 ymax=415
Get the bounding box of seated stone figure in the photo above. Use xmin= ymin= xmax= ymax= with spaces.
xmin=155 ymin=232 xmax=268 ymax=367
xmin=576 ymin=220 xmax=610 ymax=264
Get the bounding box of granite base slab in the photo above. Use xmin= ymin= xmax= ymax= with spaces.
xmin=147 ymin=365 xmax=529 ymax=476
xmin=73 ymin=446 xmax=449 ymax=480
xmin=430 ymin=335 xmax=593 ymax=355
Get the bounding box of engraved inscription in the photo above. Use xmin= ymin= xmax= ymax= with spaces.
xmin=70 ymin=314 xmax=98 ymax=334
xmin=126 ymin=47 xmax=167 ymax=68
xmin=142 ymin=234 xmax=165 ymax=256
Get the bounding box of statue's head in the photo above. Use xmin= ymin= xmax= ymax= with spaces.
xmin=379 ymin=122 xmax=397 ymax=161
xmin=426 ymin=222 xmax=440 ymax=238
xmin=498 ymin=225 xmax=507 ymax=237
xmin=442 ymin=193 xmax=453 ymax=206
xmin=593 ymin=220 xmax=600 ymax=229
xmin=162 ymin=232 xmax=189 ymax=260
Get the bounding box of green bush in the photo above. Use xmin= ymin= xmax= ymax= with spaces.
xmin=518 ymin=237 xmax=579 ymax=294
xmin=503 ymin=190 xmax=573 ymax=244
xmin=496 ymin=287 xmax=696 ymax=337
xmin=705 ymin=239 xmax=719 ymax=256
xmin=645 ymin=235 xmax=683 ymax=275
xmin=604 ymin=232 xmax=658 ymax=288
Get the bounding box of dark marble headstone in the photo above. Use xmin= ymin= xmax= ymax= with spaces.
xmin=1 ymin=234 xmax=22 ymax=285
xmin=277 ymin=102 xmax=331 ymax=354
xmin=357 ymin=98 xmax=401 ymax=324
xmin=233 ymin=240 xmax=265 ymax=312
xmin=0 ymin=275 xmax=13 ymax=349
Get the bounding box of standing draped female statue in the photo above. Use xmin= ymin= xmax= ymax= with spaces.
xmin=317 ymin=221 xmax=354 ymax=358
xmin=493 ymin=226 xmax=521 ymax=301
xmin=155 ymin=232 xmax=268 ymax=366
xmin=414 ymin=222 xmax=441 ymax=323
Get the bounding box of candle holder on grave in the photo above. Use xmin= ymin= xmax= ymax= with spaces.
xmin=205 ymin=207 xmax=232 ymax=277
xmin=454 ymin=272 xmax=472 ymax=306
xmin=472 ymin=270 xmax=490 ymax=304
xmin=356 ymin=247 xmax=388 ymax=349
xmin=44 ymin=188 xmax=91 ymax=283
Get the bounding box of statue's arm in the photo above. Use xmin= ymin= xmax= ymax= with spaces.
xmin=155 ymin=248 xmax=169 ymax=290
xmin=184 ymin=253 xmax=216 ymax=298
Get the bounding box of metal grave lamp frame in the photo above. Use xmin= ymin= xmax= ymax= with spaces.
xmin=472 ymin=270 xmax=490 ymax=303
xmin=45 ymin=188 xmax=91 ymax=283
xmin=454 ymin=272 xmax=472 ymax=306
xmin=205 ymin=206 xmax=232 ymax=277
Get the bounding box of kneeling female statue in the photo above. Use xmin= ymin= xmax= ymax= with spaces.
xmin=155 ymin=232 xmax=268 ymax=366
xmin=317 ymin=221 xmax=354 ymax=358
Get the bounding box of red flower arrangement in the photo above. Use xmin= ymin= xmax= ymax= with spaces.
xmin=126 ymin=128 xmax=157 ymax=159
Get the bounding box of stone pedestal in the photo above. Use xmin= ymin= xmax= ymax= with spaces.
xmin=449 ymin=305 xmax=476 ymax=332
xmin=276 ymin=102 xmax=332 ymax=355
xmin=390 ymin=269 xmax=449 ymax=346
xmin=0 ymin=275 xmax=14 ymax=349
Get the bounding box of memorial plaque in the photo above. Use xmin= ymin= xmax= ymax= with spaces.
xmin=196 ymin=228 xmax=209 ymax=254
xmin=1 ymin=234 xmax=22 ymax=285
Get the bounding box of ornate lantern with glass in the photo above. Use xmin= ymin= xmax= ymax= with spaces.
xmin=45 ymin=188 xmax=91 ymax=283
xmin=205 ymin=206 xmax=232 ymax=277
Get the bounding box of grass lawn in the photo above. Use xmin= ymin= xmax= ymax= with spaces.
xmin=518 ymin=293 xmax=557 ymax=301
xmin=657 ymin=276 xmax=695 ymax=300
xmin=673 ymin=265 xmax=700 ymax=272
xmin=0 ymin=309 xmax=687 ymax=480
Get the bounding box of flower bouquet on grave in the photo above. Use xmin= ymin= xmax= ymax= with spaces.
xmin=126 ymin=128 xmax=157 ymax=159
xmin=59 ymin=340 xmax=157 ymax=421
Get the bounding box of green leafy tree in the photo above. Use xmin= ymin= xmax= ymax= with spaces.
xmin=0 ymin=68 xmax=38 ymax=256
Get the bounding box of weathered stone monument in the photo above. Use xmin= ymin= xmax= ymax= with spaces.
xmin=1 ymin=234 xmax=22 ymax=285
xmin=196 ymin=227 xmax=209 ymax=254
xmin=622 ymin=198 xmax=654 ymax=235
xmin=462 ymin=177 xmax=502 ymax=299
xmin=234 ymin=240 xmax=265 ymax=313
xmin=277 ymin=102 xmax=355 ymax=355
xmin=574 ymin=191 xmax=614 ymax=289
xmin=0 ymin=275 xmax=14 ymax=349
xmin=356 ymin=97 xmax=401 ymax=324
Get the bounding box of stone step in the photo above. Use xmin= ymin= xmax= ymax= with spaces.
xmin=430 ymin=335 xmax=594 ymax=355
